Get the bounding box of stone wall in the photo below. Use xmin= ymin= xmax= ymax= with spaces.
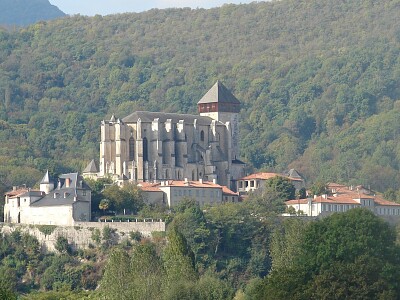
xmin=0 ymin=220 xmax=165 ymax=252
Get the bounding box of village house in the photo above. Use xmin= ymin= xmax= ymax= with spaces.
xmin=138 ymin=179 xmax=239 ymax=208
xmin=3 ymin=171 xmax=91 ymax=226
xmin=237 ymin=169 xmax=305 ymax=195
xmin=285 ymin=183 xmax=400 ymax=217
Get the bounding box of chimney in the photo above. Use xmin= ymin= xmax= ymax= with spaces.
xmin=212 ymin=178 xmax=217 ymax=184
xmin=184 ymin=178 xmax=188 ymax=182
xmin=322 ymin=194 xmax=327 ymax=199
xmin=13 ymin=186 xmax=17 ymax=191
xmin=65 ymin=178 xmax=70 ymax=188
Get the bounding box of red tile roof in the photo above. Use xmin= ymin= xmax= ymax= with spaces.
xmin=240 ymin=172 xmax=303 ymax=182
xmin=286 ymin=187 xmax=400 ymax=207
xmin=222 ymin=186 xmax=238 ymax=196
xmin=160 ymin=180 xmax=222 ymax=189
xmin=5 ymin=188 xmax=29 ymax=198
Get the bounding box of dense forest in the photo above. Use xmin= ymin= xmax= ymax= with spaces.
xmin=0 ymin=0 xmax=65 ymax=26
xmin=0 ymin=0 xmax=399 ymax=194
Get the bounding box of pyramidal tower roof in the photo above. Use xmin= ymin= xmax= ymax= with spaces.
xmin=83 ymin=159 xmax=98 ymax=173
xmin=40 ymin=170 xmax=51 ymax=184
xmin=197 ymin=81 xmax=240 ymax=105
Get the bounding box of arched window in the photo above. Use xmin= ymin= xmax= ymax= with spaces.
xmin=143 ymin=137 xmax=148 ymax=162
xmin=129 ymin=137 xmax=135 ymax=161
xmin=200 ymin=130 xmax=204 ymax=142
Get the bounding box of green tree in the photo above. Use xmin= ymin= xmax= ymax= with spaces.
xmin=310 ymin=181 xmax=328 ymax=196
xmin=98 ymin=249 xmax=132 ymax=300
xmin=98 ymin=199 xmax=110 ymax=214
xmin=262 ymin=209 xmax=400 ymax=299
xmin=55 ymin=236 xmax=71 ymax=254
xmin=265 ymin=176 xmax=296 ymax=200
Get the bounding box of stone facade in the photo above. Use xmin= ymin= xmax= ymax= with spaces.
xmin=0 ymin=221 xmax=165 ymax=251
xmin=3 ymin=172 xmax=91 ymax=226
xmin=84 ymin=81 xmax=245 ymax=191
xmin=139 ymin=179 xmax=239 ymax=207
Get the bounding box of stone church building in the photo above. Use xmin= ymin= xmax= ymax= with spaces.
xmin=83 ymin=81 xmax=245 ymax=190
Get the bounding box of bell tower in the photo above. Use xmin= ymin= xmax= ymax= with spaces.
xmin=197 ymin=81 xmax=241 ymax=160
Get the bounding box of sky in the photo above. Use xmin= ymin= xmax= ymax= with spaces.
xmin=48 ymin=1 xmax=259 ymax=16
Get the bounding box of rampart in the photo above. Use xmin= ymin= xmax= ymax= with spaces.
xmin=0 ymin=220 xmax=166 ymax=252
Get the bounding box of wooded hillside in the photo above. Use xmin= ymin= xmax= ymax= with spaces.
xmin=0 ymin=0 xmax=399 ymax=192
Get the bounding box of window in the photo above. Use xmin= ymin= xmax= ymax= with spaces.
xmin=129 ymin=137 xmax=135 ymax=161
xmin=143 ymin=137 xmax=148 ymax=161
xmin=200 ymin=130 xmax=204 ymax=142
xmin=83 ymin=191 xmax=87 ymax=196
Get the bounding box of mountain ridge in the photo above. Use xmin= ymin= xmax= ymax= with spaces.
xmin=0 ymin=0 xmax=65 ymax=26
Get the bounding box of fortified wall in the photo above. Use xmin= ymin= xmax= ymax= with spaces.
xmin=0 ymin=220 xmax=166 ymax=252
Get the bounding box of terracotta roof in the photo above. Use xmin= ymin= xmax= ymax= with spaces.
xmin=5 ymin=188 xmax=29 ymax=198
xmin=239 ymin=172 xmax=303 ymax=182
xmin=138 ymin=182 xmax=162 ymax=192
xmin=286 ymin=194 xmax=400 ymax=207
xmin=374 ymin=195 xmax=400 ymax=206
xmin=160 ymin=180 xmax=222 ymax=189
xmin=286 ymin=196 xmax=360 ymax=205
xmin=240 ymin=172 xmax=281 ymax=180
xmin=222 ymin=186 xmax=238 ymax=196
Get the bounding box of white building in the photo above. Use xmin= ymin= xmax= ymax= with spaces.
xmin=3 ymin=171 xmax=91 ymax=226
xmin=285 ymin=183 xmax=400 ymax=217
xmin=237 ymin=170 xmax=305 ymax=194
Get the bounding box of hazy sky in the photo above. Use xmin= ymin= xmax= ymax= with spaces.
xmin=49 ymin=1 xmax=259 ymax=16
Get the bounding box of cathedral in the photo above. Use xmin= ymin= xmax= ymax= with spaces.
xmin=83 ymin=81 xmax=245 ymax=190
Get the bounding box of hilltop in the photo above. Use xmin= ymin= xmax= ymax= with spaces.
xmin=0 ymin=0 xmax=65 ymax=26
xmin=0 ymin=0 xmax=399 ymax=192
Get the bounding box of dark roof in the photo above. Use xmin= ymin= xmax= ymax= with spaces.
xmin=122 ymin=111 xmax=224 ymax=126
xmin=30 ymin=189 xmax=79 ymax=207
xmin=197 ymin=81 xmax=241 ymax=105
xmin=30 ymin=173 xmax=90 ymax=207
xmin=232 ymin=159 xmax=246 ymax=165
xmin=83 ymin=160 xmax=98 ymax=173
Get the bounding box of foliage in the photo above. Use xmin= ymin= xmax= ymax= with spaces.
xmin=265 ymin=176 xmax=296 ymax=200
xmin=310 ymin=181 xmax=328 ymax=196
xmin=262 ymin=209 xmax=400 ymax=299
xmin=36 ymin=225 xmax=57 ymax=236
xmin=55 ymin=236 xmax=71 ymax=254
xmin=102 ymin=183 xmax=143 ymax=214
xmin=98 ymin=199 xmax=109 ymax=213
xmin=0 ymin=0 xmax=398 ymax=193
